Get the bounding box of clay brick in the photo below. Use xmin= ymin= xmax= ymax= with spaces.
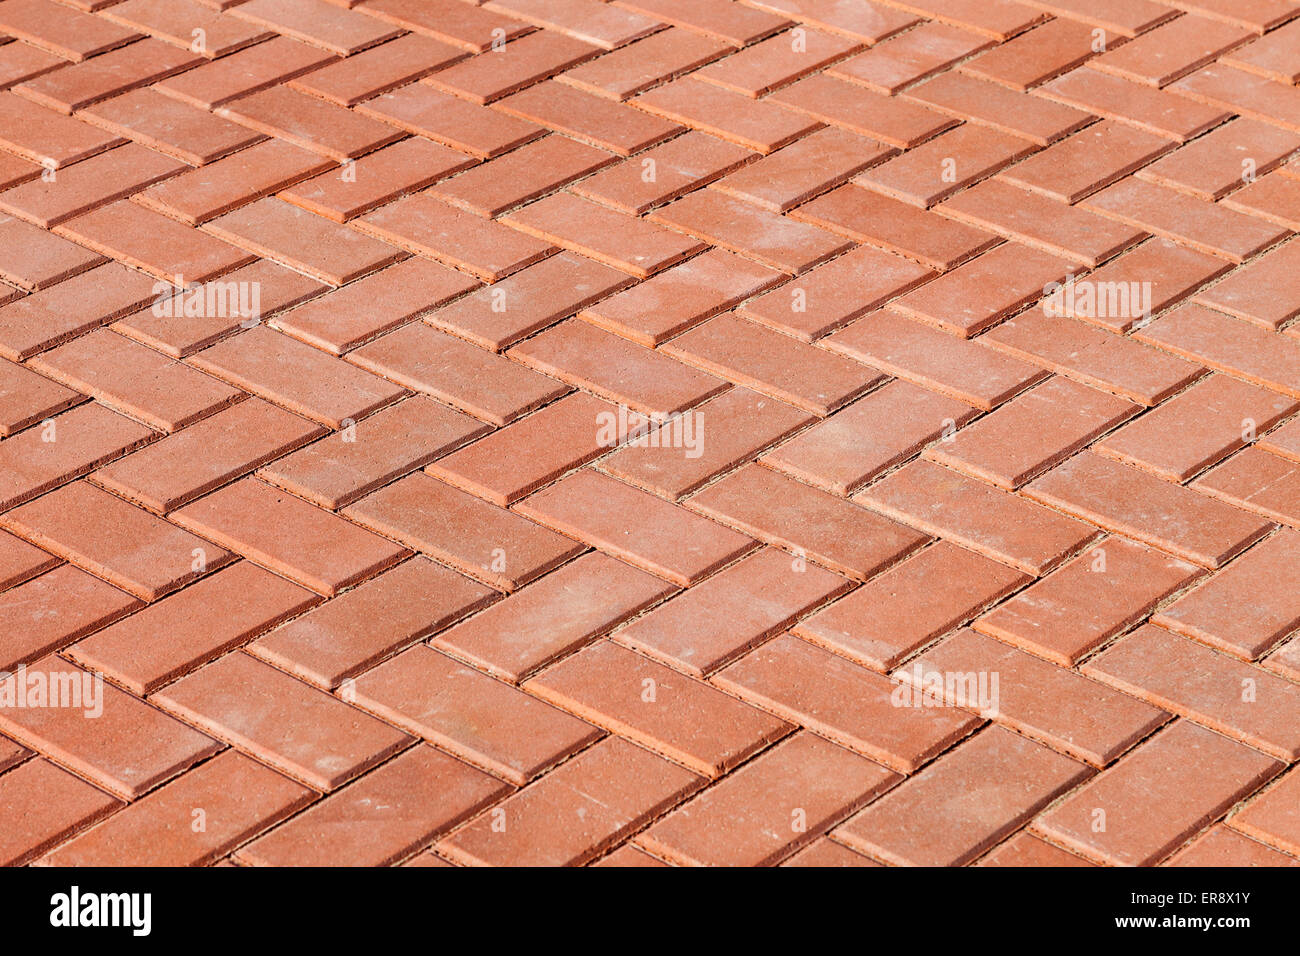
xmin=740 ymin=246 xmax=932 ymax=342
xmin=68 ymin=560 xmax=318 ymax=695
xmin=940 ymin=178 xmax=1145 ymax=267
xmin=0 ymin=401 xmax=157 ymax=511
xmin=572 ymin=130 xmax=755 ymax=216
xmin=153 ymin=36 xmax=336 ymax=109
xmin=599 ymin=387 xmax=814 ymax=500
xmin=903 ymin=70 xmax=1091 ymax=145
xmin=501 ymin=191 xmax=703 ymax=278
xmin=514 ymin=469 xmax=756 ymax=587
xmin=616 ymin=0 xmax=788 ymax=46
xmin=0 ymin=216 xmax=104 ymax=291
xmin=1 ymin=481 xmax=234 ymax=602
xmin=858 ymin=459 xmax=1099 ymax=575
xmin=433 ymin=551 xmax=673 ymax=683
xmin=713 ymin=633 xmax=980 ymax=773
xmin=101 ymin=0 xmax=270 ymax=57
xmin=80 ymin=88 xmax=265 ymax=166
xmin=426 ymin=393 xmax=625 ymax=507
xmin=356 ymin=85 xmax=543 ymax=158
xmin=694 ymin=27 xmax=861 ymax=97
xmin=359 ymin=0 xmax=531 ymax=53
xmin=0 ymin=359 xmax=81 ymax=440
xmin=0 ymin=91 xmax=125 ymax=168
xmin=0 ymin=655 xmax=221 ymax=800
xmin=836 ymin=726 xmax=1091 ymax=866
xmin=228 ymin=0 xmax=400 ymax=56
xmin=1172 ymin=63 xmax=1300 ymax=132
xmin=431 ymin=136 xmax=614 ymax=220
xmin=1135 ymin=304 xmax=1300 ymax=399
xmin=525 ymin=639 xmax=790 ymax=776
xmin=651 ymin=188 xmax=850 ymax=275
xmin=1261 ymin=416 xmax=1300 ymax=462
xmin=1038 ymin=67 xmax=1229 ymax=141
xmin=638 ymin=732 xmax=896 ymax=866
xmin=1053 ymin=238 xmax=1232 ymax=334
xmin=0 ymin=0 xmax=138 ymax=61
xmin=998 ymin=119 xmax=1175 ymax=203
xmin=207 ymin=197 xmax=406 ymax=286
xmin=1223 ymin=169 xmax=1300 ymax=229
xmin=281 ymin=137 xmax=477 ymax=223
xmin=1170 ymin=823 xmax=1300 ymax=866
xmin=114 ymin=259 xmax=325 ymax=359
xmin=350 ymin=644 xmax=601 ymax=784
xmin=983 ymin=310 xmax=1205 ymax=406
xmin=974 ymin=535 xmax=1202 ymax=664
xmin=0 ymin=759 xmax=121 ymax=866
xmin=56 ymin=200 xmax=255 ymax=283
xmin=1096 ymin=374 xmax=1298 ymax=482
xmin=824 ymin=310 xmax=1047 ymax=411
xmin=169 ymin=476 xmax=408 ymax=596
xmin=769 ymin=73 xmax=956 ymax=147
xmin=1018 ymin=0 xmax=1175 ymax=37
xmin=189 ymin=325 xmax=406 ymax=429
xmin=273 ymin=258 xmax=479 ymax=355
xmin=29 ymin=329 xmax=242 ymax=433
xmin=437 ymin=735 xmax=703 ymax=866
xmin=926 ymin=376 xmax=1138 ymax=488
xmin=92 ymin=397 xmax=324 ymax=514
xmin=1084 ymin=624 xmax=1300 ymax=760
xmin=910 ymin=628 xmax=1170 ymax=765
xmin=559 ymin=26 xmax=729 ymax=100
xmin=661 ymin=313 xmax=878 ymax=415
xmin=341 ymin=472 xmax=584 ymax=591
xmin=959 ymin=17 xmax=1098 ymax=90
xmin=495 ymin=81 xmax=681 ymax=157
xmin=1034 ymin=720 xmax=1281 ymax=865
xmin=792 ymin=184 xmax=999 ymax=271
xmin=714 ymin=126 xmax=891 ymax=213
xmin=1025 ymin=451 xmax=1273 ymax=568
xmin=594 ymin=845 xmax=670 ymax=867
xmin=0 ymin=565 xmax=139 ymax=672
xmin=762 ymin=380 xmax=970 ymax=494
xmin=0 ymin=527 xmax=59 ymax=591
xmin=1195 ymin=446 xmax=1300 ymax=528
xmin=686 ymin=463 xmax=927 ymax=580
xmin=977 ymin=833 xmax=1094 ymax=867
xmin=891 ymin=0 xmax=1045 ymax=39
xmin=0 ymin=143 xmax=185 ymax=229
xmin=237 ymin=744 xmax=507 ymax=866
xmin=215 ymin=85 xmax=402 ymax=162
xmin=356 ymin=192 xmax=556 ymax=281
xmin=259 ymin=397 xmax=487 ymax=510
xmin=1137 ymin=117 xmax=1300 ymax=200
xmin=828 ymin=21 xmax=991 ymax=94
xmin=488 ymin=0 xmax=663 ymax=49
xmin=153 ymin=651 xmax=410 ymax=791
xmin=509 ymin=319 xmax=728 ymax=417
xmin=857 ymin=124 xmax=1034 ymax=208
xmin=0 ymin=40 xmax=64 ymax=93
xmin=348 ymin=323 xmax=566 ymax=427
xmin=782 ymin=837 xmax=882 ymax=867
xmin=425 ymin=30 xmax=599 ymax=104
xmin=13 ymin=38 xmax=201 ymax=114
xmin=579 ymin=248 xmax=780 ymax=346
xmin=1083 ymin=174 xmax=1287 ymax=264
xmin=288 ymin=33 xmax=464 ymax=106
xmin=633 ymin=77 xmax=821 ymax=154
xmin=44 ymin=750 xmax=314 ymax=867
xmin=248 ymin=557 xmax=493 ymax=689
xmin=427 ymin=253 xmax=631 ymax=352
xmin=792 ymin=542 xmax=1029 ymax=671
xmin=613 ymin=546 xmax=852 ymax=676
xmin=135 ymin=138 xmax=333 ymax=225
xmin=1227 ymin=767 xmax=1300 ymax=857
xmin=1091 ymin=14 xmax=1252 ymax=87
xmin=1222 ymin=18 xmax=1300 ymax=83
xmin=890 ymin=242 xmax=1076 ymax=337
xmin=1153 ymin=529 xmax=1300 ymax=660
xmin=746 ymin=0 xmax=918 ymax=43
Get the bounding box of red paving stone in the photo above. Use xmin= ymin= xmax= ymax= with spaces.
xmin=2 ymin=0 xmax=1298 ymax=868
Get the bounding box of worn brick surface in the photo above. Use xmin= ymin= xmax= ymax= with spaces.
xmin=2 ymin=0 xmax=1297 ymax=868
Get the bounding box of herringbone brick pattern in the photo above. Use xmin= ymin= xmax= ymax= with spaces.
xmin=1 ymin=0 xmax=1299 ymax=867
